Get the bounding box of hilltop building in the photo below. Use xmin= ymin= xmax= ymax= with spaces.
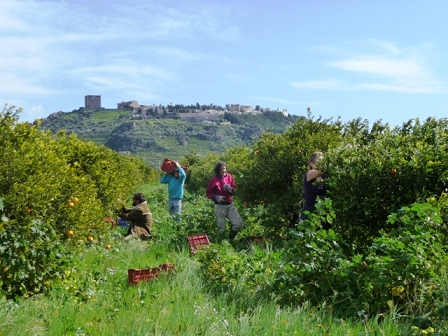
xmin=81 ymin=95 xmax=289 ymax=123
xmin=85 ymin=95 xmax=101 ymax=110
xmin=117 ymin=100 xmax=140 ymax=109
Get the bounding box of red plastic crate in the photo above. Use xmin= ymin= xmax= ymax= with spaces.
xmin=161 ymin=158 xmax=176 ymax=174
xmin=128 ymin=268 xmax=159 ymax=285
xmin=187 ymin=234 xmax=210 ymax=256
xmin=128 ymin=264 xmax=176 ymax=285
xmin=161 ymin=159 xmax=188 ymax=174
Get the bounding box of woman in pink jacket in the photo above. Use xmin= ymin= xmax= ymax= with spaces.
xmin=206 ymin=161 xmax=243 ymax=240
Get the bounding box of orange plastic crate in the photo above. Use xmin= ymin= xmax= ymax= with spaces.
xmin=161 ymin=159 xmax=188 ymax=174
xmin=128 ymin=264 xmax=176 ymax=285
xmin=187 ymin=234 xmax=210 ymax=256
xmin=161 ymin=158 xmax=176 ymax=174
xmin=128 ymin=268 xmax=159 ymax=285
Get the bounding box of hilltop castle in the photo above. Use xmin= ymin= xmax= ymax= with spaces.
xmin=83 ymin=95 xmax=289 ymax=123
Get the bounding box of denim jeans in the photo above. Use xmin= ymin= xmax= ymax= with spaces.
xmin=168 ymin=198 xmax=182 ymax=215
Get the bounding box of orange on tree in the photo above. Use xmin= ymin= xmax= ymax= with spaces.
xmin=87 ymin=236 xmax=94 ymax=242
xmin=390 ymin=168 xmax=397 ymax=175
xmin=72 ymin=197 xmax=79 ymax=204
xmin=25 ymin=207 xmax=31 ymax=213
xmin=66 ymin=230 xmax=74 ymax=237
xmin=67 ymin=202 xmax=75 ymax=208
xmin=105 ymin=244 xmax=111 ymax=250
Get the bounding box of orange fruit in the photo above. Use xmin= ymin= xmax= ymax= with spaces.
xmin=105 ymin=244 xmax=111 ymax=250
xmin=25 ymin=207 xmax=31 ymax=213
xmin=66 ymin=230 xmax=74 ymax=237
xmin=72 ymin=197 xmax=79 ymax=203
xmin=87 ymin=236 xmax=94 ymax=242
xmin=391 ymin=168 xmax=397 ymax=175
xmin=67 ymin=202 xmax=75 ymax=208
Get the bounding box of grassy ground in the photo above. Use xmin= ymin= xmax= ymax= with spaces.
xmin=0 ymin=183 xmax=414 ymax=335
xmin=0 ymin=241 xmax=402 ymax=336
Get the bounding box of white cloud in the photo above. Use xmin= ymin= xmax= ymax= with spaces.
xmin=329 ymin=57 xmax=422 ymax=78
xmin=358 ymin=83 xmax=438 ymax=94
xmin=295 ymin=40 xmax=446 ymax=94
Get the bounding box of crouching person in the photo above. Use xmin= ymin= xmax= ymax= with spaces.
xmin=206 ymin=161 xmax=243 ymax=241
xmin=120 ymin=193 xmax=153 ymax=241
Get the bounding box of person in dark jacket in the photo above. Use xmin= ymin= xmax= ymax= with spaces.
xmin=120 ymin=193 xmax=153 ymax=241
xmin=300 ymin=152 xmax=330 ymax=229
xmin=206 ymin=161 xmax=243 ymax=240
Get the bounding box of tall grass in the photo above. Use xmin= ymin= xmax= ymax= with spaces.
xmin=0 ymin=183 xmax=408 ymax=335
xmin=0 ymin=239 xmax=403 ymax=335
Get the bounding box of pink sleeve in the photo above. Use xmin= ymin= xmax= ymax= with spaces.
xmin=206 ymin=177 xmax=215 ymax=200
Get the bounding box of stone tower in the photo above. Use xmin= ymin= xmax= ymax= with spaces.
xmin=85 ymin=95 xmax=101 ymax=110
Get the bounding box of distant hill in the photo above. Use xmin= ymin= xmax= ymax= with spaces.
xmin=38 ymin=106 xmax=302 ymax=167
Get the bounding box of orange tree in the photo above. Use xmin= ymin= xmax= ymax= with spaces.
xmin=234 ymin=115 xmax=343 ymax=234
xmin=184 ymin=115 xmax=346 ymax=235
xmin=322 ymin=117 xmax=448 ymax=248
xmin=0 ymin=105 xmax=156 ymax=298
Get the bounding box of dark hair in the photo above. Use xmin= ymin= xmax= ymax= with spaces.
xmin=133 ymin=193 xmax=146 ymax=203
xmin=214 ymin=161 xmax=226 ymax=176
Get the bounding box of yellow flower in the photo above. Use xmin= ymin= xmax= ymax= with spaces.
xmin=391 ymin=285 xmax=405 ymax=296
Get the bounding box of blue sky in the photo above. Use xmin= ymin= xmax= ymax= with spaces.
xmin=2 ymin=0 xmax=448 ymax=127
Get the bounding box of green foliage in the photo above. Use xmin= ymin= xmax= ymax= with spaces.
xmin=323 ymin=117 xmax=448 ymax=247
xmin=223 ymin=111 xmax=299 ymax=133
xmin=183 ymin=114 xmax=448 ymax=318
xmin=233 ymin=116 xmax=343 ymax=232
xmin=3 ymin=101 xmax=448 ymax=330
xmin=39 ymin=108 xmax=297 ymax=168
xmin=0 ymin=105 xmax=156 ymax=298
xmin=0 ymin=219 xmax=71 ymax=298
xmin=183 ymin=152 xmax=221 ymax=194
xmin=360 ymin=202 xmax=448 ymax=314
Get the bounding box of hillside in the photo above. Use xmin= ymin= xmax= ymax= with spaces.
xmin=38 ymin=107 xmax=301 ymax=167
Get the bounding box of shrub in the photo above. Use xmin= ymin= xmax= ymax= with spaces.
xmin=0 ymin=105 xmax=156 ymax=298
